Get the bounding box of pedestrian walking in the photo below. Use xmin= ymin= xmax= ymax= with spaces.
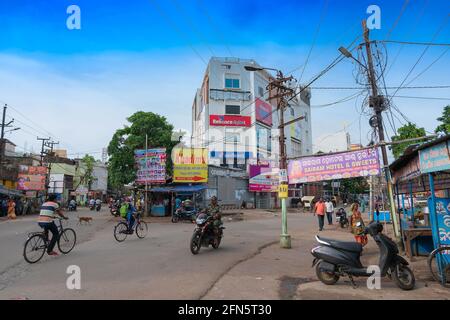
xmin=1 ymin=198 xmax=7 ymax=217
xmin=314 ymin=197 xmax=326 ymax=231
xmin=325 ymin=198 xmax=334 ymax=225
xmin=350 ymin=202 xmax=368 ymax=246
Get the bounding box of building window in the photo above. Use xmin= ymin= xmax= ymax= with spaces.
xmin=225 ymin=77 xmax=240 ymax=89
xmin=225 ymin=105 xmax=240 ymax=115
xmin=225 ymin=129 xmax=240 ymax=144
xmin=258 ymin=86 xmax=264 ymax=97
xmin=291 ymin=139 xmax=302 ymax=157
xmin=257 ymin=124 xmax=272 ymax=154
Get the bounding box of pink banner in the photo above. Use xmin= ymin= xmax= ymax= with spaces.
xmin=288 ymin=148 xmax=381 ymax=183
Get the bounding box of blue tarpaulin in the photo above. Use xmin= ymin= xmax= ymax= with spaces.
xmin=150 ymin=185 xmax=207 ymax=193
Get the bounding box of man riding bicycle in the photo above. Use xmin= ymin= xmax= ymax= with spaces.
xmin=120 ymin=197 xmax=137 ymax=234
xmin=37 ymin=194 xmax=68 ymax=256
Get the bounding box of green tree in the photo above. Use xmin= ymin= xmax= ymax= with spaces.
xmin=81 ymin=154 xmax=96 ymax=190
xmin=339 ymin=177 xmax=369 ymax=195
xmin=107 ymin=111 xmax=176 ymax=189
xmin=435 ymin=105 xmax=450 ymax=135
xmin=390 ymin=123 xmax=426 ymax=159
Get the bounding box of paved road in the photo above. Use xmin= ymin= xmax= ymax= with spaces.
xmin=0 ymin=208 xmax=315 ymax=299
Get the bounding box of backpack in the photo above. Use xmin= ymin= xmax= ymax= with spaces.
xmin=120 ymin=203 xmax=129 ymax=218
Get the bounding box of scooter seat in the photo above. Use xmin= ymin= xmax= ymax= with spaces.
xmin=317 ymin=236 xmax=363 ymax=253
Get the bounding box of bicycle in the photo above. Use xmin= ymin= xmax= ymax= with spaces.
xmin=23 ymin=218 xmax=77 ymax=264
xmin=113 ymin=212 xmax=148 ymax=242
xmin=428 ymin=246 xmax=450 ymax=288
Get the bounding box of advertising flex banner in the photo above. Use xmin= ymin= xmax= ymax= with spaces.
xmin=17 ymin=166 xmax=48 ymax=191
xmin=172 ymin=148 xmax=208 ymax=183
xmin=428 ymin=197 xmax=450 ymax=276
xmin=255 ymin=98 xmax=273 ymax=126
xmin=419 ymin=141 xmax=450 ymax=174
xmin=209 ymin=115 xmax=251 ymax=127
xmin=134 ymin=148 xmax=166 ymax=184
xmin=249 ymin=165 xmax=279 ymax=192
xmin=288 ymin=148 xmax=381 ymax=183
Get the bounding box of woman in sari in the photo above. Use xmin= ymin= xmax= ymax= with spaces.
xmin=350 ymin=202 xmax=368 ymax=246
xmin=7 ymin=198 xmax=16 ymax=220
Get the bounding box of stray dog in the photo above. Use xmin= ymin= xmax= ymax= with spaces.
xmin=78 ymin=216 xmax=93 ymax=225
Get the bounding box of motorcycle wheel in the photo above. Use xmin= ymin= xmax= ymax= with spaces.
xmin=190 ymin=232 xmax=202 ymax=255
xmin=171 ymin=215 xmax=179 ymax=223
xmin=212 ymin=235 xmax=221 ymax=249
xmin=315 ymin=261 xmax=339 ymax=285
xmin=391 ymin=264 xmax=415 ymax=290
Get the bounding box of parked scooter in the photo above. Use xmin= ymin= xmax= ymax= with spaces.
xmin=190 ymin=213 xmax=225 ymax=255
xmin=96 ymin=203 xmax=101 ymax=212
xmin=68 ymin=202 xmax=77 ymax=212
xmin=335 ymin=208 xmax=349 ymax=228
xmin=311 ymin=221 xmax=415 ymax=290
xmin=172 ymin=206 xmax=197 ymax=223
xmin=110 ymin=204 xmax=119 ymax=217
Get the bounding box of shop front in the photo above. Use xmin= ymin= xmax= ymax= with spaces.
xmin=149 ymin=184 xmax=207 ymax=217
xmin=390 ymin=136 xmax=450 ymax=284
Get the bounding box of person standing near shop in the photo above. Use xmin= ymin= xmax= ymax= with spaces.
xmin=7 ymin=197 xmax=16 ymax=219
xmin=314 ymin=197 xmax=326 ymax=231
xmin=325 ymin=198 xmax=334 ymax=225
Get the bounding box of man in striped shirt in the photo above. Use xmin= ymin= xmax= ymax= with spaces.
xmin=37 ymin=194 xmax=68 ymax=256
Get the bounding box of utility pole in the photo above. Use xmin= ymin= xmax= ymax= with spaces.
xmin=0 ymin=105 xmax=19 ymax=181
xmin=37 ymin=137 xmax=50 ymax=166
xmin=362 ymin=21 xmax=401 ymax=241
xmin=268 ymin=71 xmax=295 ymax=249
xmin=45 ymin=140 xmax=59 ymax=196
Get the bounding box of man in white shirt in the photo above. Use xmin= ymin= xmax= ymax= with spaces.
xmin=325 ymin=198 xmax=334 ymax=225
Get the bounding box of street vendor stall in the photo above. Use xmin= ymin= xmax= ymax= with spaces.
xmin=390 ymin=135 xmax=450 ymax=284
xmin=149 ymin=184 xmax=207 ymax=217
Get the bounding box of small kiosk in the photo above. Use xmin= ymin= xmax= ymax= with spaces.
xmin=390 ymin=136 xmax=450 ymax=282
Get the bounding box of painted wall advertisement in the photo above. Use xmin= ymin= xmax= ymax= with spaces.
xmin=209 ymin=115 xmax=251 ymax=127
xmin=249 ymin=165 xmax=279 ymax=192
xmin=288 ymin=148 xmax=381 ymax=183
xmin=135 ymin=148 xmax=166 ymax=184
xmin=255 ymin=98 xmax=273 ymax=126
xmin=172 ymin=148 xmax=208 ymax=183
xmin=17 ymin=166 xmax=47 ymax=191
xmin=419 ymin=141 xmax=450 ymax=174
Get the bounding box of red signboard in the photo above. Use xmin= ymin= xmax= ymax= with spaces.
xmin=209 ymin=115 xmax=251 ymax=127
xmin=255 ymin=98 xmax=273 ymax=126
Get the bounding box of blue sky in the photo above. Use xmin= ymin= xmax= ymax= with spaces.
xmin=0 ymin=0 xmax=449 ymax=158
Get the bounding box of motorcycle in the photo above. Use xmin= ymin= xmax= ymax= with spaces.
xmin=89 ymin=204 xmax=95 ymax=211
xmin=96 ymin=203 xmax=101 ymax=212
xmin=172 ymin=206 xmax=197 ymax=223
xmin=311 ymin=221 xmax=415 ymax=290
xmin=190 ymin=213 xmax=225 ymax=255
xmin=110 ymin=204 xmax=119 ymax=217
xmin=335 ymin=208 xmax=349 ymax=228
xmin=68 ymin=203 xmax=77 ymax=211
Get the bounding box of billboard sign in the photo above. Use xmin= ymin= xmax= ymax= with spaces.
xmin=419 ymin=141 xmax=450 ymax=174
xmin=255 ymin=98 xmax=273 ymax=126
xmin=134 ymin=148 xmax=166 ymax=184
xmin=288 ymin=148 xmax=381 ymax=183
xmin=17 ymin=166 xmax=48 ymax=191
xmin=209 ymin=115 xmax=251 ymax=127
xmin=172 ymin=148 xmax=208 ymax=183
xmin=249 ymin=165 xmax=279 ymax=192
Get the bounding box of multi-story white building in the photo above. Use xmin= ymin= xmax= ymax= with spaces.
xmin=191 ymin=57 xmax=312 ymax=168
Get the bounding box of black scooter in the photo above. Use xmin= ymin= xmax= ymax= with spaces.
xmin=311 ymin=221 xmax=415 ymax=290
xmin=335 ymin=208 xmax=349 ymax=228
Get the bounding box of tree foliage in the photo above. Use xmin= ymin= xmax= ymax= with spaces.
xmin=81 ymin=154 xmax=96 ymax=190
xmin=390 ymin=122 xmax=426 ymax=159
xmin=107 ymin=111 xmax=176 ymax=189
xmin=435 ymin=105 xmax=450 ymax=135
xmin=339 ymin=177 xmax=369 ymax=195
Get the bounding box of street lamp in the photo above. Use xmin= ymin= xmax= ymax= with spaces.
xmin=245 ymin=65 xmax=292 ymax=249
xmin=338 ymin=47 xmax=368 ymax=71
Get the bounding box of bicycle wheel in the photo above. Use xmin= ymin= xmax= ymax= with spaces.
xmin=114 ymin=222 xmax=129 ymax=242
xmin=135 ymin=221 xmax=148 ymax=239
xmin=23 ymin=234 xmax=47 ymax=264
xmin=428 ymin=246 xmax=450 ymax=287
xmin=58 ymin=228 xmax=77 ymax=254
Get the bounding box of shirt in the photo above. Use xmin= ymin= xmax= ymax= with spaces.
xmin=38 ymin=201 xmax=60 ymax=223
xmin=314 ymin=202 xmax=326 ymax=215
xmin=325 ymin=201 xmax=334 ymax=213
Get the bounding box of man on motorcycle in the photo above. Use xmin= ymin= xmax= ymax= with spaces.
xmin=206 ymin=196 xmax=222 ymax=235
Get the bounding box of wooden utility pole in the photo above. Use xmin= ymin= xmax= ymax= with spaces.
xmin=362 ymin=21 xmax=401 ymax=240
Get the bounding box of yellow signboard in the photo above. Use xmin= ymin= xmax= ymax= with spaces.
xmin=278 ymin=184 xmax=288 ymax=198
xmin=172 ymin=148 xmax=208 ymax=183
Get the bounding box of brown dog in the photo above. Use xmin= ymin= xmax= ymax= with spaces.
xmin=78 ymin=216 xmax=93 ymax=225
